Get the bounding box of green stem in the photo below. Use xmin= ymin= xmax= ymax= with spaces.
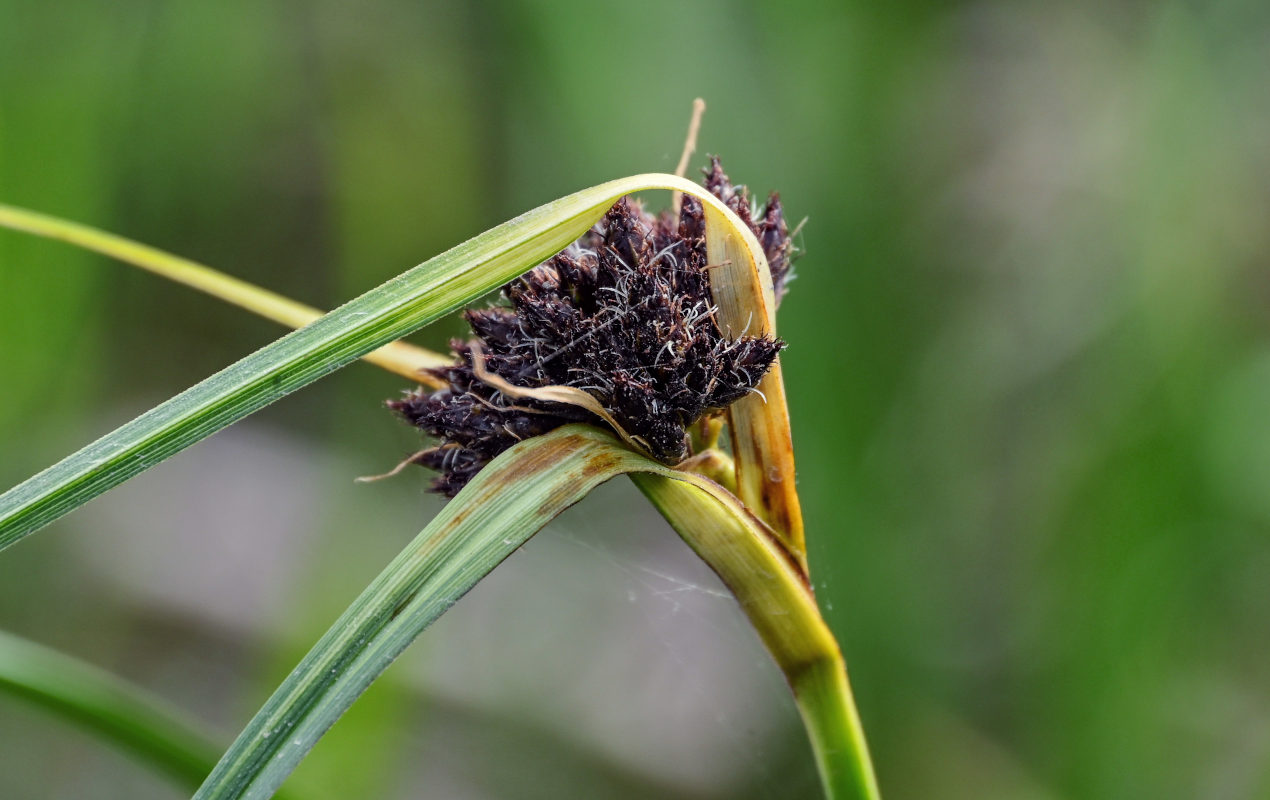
xmin=0 ymin=202 xmax=449 ymax=385
xmin=631 ymin=472 xmax=879 ymax=800
xmin=792 ymin=655 xmax=880 ymax=800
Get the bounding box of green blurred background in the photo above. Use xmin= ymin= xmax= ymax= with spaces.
xmin=2 ymin=1 xmax=1269 ymax=798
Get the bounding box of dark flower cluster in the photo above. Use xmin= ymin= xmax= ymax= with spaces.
xmin=389 ymin=159 xmax=797 ymax=496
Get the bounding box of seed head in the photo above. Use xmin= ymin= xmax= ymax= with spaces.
xmin=390 ymin=160 xmax=798 ymax=496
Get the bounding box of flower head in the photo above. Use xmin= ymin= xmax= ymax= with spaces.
xmin=390 ymin=160 xmax=797 ymax=496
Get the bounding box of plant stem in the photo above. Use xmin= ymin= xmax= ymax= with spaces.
xmin=631 ymin=472 xmax=879 ymax=800
xmin=0 ymin=202 xmax=448 ymax=385
xmin=792 ymin=654 xmax=881 ymax=800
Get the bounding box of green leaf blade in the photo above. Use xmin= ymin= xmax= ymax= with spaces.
xmin=0 ymin=181 xmax=612 ymax=549
xmin=194 ymin=425 xmax=652 ymax=800
xmin=0 ymin=173 xmax=756 ymax=553
xmin=0 ymin=629 xmax=229 ymax=792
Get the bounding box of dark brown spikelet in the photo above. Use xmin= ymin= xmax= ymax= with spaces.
xmin=389 ymin=161 xmax=794 ymax=496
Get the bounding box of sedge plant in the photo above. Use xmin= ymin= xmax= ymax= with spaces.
xmin=0 ymin=106 xmax=879 ymax=800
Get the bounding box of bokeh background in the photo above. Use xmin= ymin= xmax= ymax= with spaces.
xmin=2 ymin=1 xmax=1269 ymax=798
